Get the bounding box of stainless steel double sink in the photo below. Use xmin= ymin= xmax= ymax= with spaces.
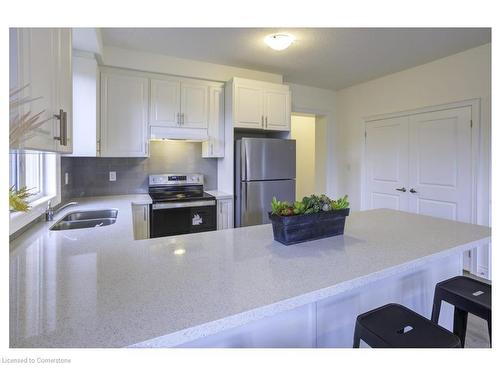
xmin=50 ymin=209 xmax=118 ymax=231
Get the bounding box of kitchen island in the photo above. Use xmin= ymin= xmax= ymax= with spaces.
xmin=9 ymin=195 xmax=491 ymax=348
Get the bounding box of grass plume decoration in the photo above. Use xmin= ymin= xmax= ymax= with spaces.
xmin=10 ymin=84 xmax=52 ymax=148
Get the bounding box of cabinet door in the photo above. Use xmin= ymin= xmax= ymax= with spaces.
xmin=16 ymin=28 xmax=58 ymax=151
xmin=217 ymin=198 xmax=234 ymax=230
xmin=55 ymin=28 xmax=73 ymax=153
xmin=202 ymin=86 xmax=224 ymax=158
xmin=101 ymin=71 xmax=149 ymax=157
xmin=181 ymin=82 xmax=208 ymax=129
xmin=234 ymin=84 xmax=263 ymax=129
xmin=264 ymin=89 xmax=291 ymax=130
xmin=150 ymin=78 xmax=181 ymax=127
xmin=72 ymin=54 xmax=98 ymax=156
xmin=365 ymin=116 xmax=409 ymax=211
xmin=132 ymin=204 xmax=150 ymax=240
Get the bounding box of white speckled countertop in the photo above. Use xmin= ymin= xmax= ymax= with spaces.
xmin=204 ymin=190 xmax=232 ymax=200
xmin=9 ymin=195 xmax=490 ymax=348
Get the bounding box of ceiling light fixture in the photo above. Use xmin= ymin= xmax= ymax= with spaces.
xmin=173 ymin=248 xmax=186 ymax=255
xmin=264 ymin=33 xmax=295 ymax=51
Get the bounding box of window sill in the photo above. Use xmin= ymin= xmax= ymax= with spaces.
xmin=9 ymin=194 xmax=57 ymax=236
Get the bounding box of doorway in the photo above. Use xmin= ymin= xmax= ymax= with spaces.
xmin=291 ymin=113 xmax=327 ymax=201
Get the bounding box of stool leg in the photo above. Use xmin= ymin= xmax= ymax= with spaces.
xmin=353 ymin=323 xmax=361 ymax=348
xmin=453 ymin=307 xmax=468 ymax=348
xmin=487 ymin=315 xmax=492 ymax=348
xmin=431 ymin=289 xmax=442 ymax=324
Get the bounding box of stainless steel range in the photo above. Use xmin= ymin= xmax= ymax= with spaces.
xmin=148 ymin=173 xmax=216 ymax=238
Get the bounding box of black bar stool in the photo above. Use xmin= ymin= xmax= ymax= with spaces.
xmin=431 ymin=275 xmax=491 ymax=348
xmin=353 ymin=303 xmax=461 ymax=348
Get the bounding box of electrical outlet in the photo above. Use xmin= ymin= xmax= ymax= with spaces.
xmin=109 ymin=171 xmax=116 ymax=181
xmin=64 ymin=172 xmax=69 ymax=185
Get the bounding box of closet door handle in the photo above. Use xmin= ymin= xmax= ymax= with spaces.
xmin=409 ymin=188 xmax=418 ymax=194
xmin=265 ymin=116 xmax=268 ymax=128
xmin=396 ymin=187 xmax=406 ymax=192
xmin=261 ymin=115 xmax=264 ymax=127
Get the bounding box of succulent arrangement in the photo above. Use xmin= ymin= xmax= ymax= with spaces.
xmin=271 ymin=194 xmax=349 ymax=216
xmin=9 ymin=186 xmax=34 ymax=212
xmin=9 ymin=84 xmax=49 ymax=213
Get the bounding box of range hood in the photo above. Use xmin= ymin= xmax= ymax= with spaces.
xmin=150 ymin=126 xmax=208 ymax=142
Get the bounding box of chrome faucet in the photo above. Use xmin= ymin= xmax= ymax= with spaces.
xmin=45 ymin=200 xmax=78 ymax=221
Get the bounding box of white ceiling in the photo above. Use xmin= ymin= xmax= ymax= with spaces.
xmin=101 ymin=28 xmax=490 ymax=90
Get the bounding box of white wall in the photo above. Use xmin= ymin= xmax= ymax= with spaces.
xmin=335 ymin=43 xmax=490 ymax=219
xmin=102 ymin=46 xmax=283 ymax=83
xmin=287 ymin=83 xmax=338 ymax=197
xmin=291 ymin=115 xmax=316 ymax=199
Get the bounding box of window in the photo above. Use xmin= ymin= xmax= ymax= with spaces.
xmin=9 ymin=151 xmax=45 ymax=202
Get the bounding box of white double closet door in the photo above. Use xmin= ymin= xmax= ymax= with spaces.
xmin=365 ymin=106 xmax=472 ymax=223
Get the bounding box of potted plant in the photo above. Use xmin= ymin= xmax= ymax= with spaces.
xmin=268 ymin=194 xmax=350 ymax=245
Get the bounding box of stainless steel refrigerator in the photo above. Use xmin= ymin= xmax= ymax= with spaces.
xmin=235 ymin=138 xmax=296 ymax=227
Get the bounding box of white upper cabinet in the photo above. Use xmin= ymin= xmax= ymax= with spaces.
xmin=55 ymin=28 xmax=73 ymax=153
xmin=181 ymin=82 xmax=208 ymax=129
xmin=264 ymin=89 xmax=291 ymax=130
xmin=149 ymin=77 xmax=209 ymax=129
xmin=71 ymin=53 xmax=99 ymax=157
xmin=150 ymin=78 xmax=181 ymax=127
xmin=234 ymin=84 xmax=264 ymax=128
xmin=202 ymin=85 xmax=225 ymax=158
xmin=230 ymin=77 xmax=291 ymax=131
xmin=100 ymin=68 xmax=149 ymax=157
xmin=12 ymin=28 xmax=73 ymax=153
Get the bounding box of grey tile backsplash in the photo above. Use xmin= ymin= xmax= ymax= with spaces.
xmin=61 ymin=141 xmax=218 ymax=201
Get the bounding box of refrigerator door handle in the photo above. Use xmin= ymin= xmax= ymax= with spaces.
xmin=241 ymin=183 xmax=247 ymax=213
xmin=242 ymin=141 xmax=247 ymax=181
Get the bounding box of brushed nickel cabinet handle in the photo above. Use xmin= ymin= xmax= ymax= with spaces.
xmin=261 ymin=115 xmax=264 ymax=127
xmin=396 ymin=187 xmax=407 ymax=192
xmin=53 ymin=109 xmax=64 ymax=144
xmin=62 ymin=110 xmax=68 ymax=146
xmin=265 ymin=116 xmax=268 ymax=128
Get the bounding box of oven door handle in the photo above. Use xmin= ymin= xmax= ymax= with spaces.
xmin=152 ymin=200 xmax=216 ymax=210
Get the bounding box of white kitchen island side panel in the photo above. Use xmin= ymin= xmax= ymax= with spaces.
xmin=176 ymin=253 xmax=460 ymax=348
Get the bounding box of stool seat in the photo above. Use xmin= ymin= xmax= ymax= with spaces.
xmin=431 ymin=275 xmax=491 ymax=347
xmin=353 ymin=303 xmax=461 ymax=348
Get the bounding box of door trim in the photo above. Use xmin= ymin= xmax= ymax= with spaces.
xmin=361 ymin=99 xmax=480 ymax=227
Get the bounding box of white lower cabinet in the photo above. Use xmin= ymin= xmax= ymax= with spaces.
xmin=132 ymin=204 xmax=150 ymax=240
xmin=217 ymin=198 xmax=233 ymax=230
